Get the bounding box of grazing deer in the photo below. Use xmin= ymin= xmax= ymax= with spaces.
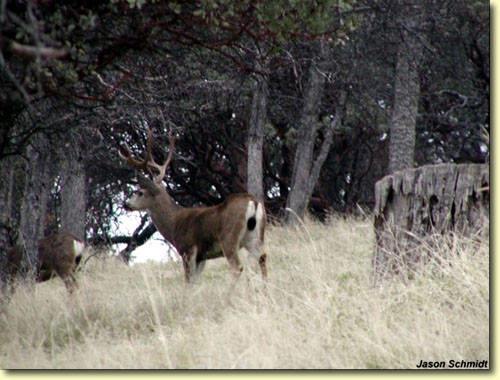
xmin=5 ymin=231 xmax=84 ymax=293
xmin=119 ymin=129 xmax=268 ymax=283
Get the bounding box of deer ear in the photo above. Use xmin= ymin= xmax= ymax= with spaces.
xmin=137 ymin=174 xmax=160 ymax=196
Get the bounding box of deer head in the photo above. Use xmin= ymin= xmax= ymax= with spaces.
xmin=118 ymin=129 xmax=175 ymax=211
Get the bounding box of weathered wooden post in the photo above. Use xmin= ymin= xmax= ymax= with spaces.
xmin=372 ymin=163 xmax=489 ymax=284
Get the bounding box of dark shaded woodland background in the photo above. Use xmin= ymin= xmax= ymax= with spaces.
xmin=0 ymin=1 xmax=489 ymax=268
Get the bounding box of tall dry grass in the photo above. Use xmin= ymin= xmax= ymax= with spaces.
xmin=0 ymin=215 xmax=489 ymax=369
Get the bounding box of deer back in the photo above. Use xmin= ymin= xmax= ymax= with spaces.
xmin=170 ymin=193 xmax=258 ymax=254
xmin=38 ymin=231 xmax=84 ymax=275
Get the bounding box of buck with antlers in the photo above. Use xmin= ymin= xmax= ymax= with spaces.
xmin=119 ymin=129 xmax=267 ymax=283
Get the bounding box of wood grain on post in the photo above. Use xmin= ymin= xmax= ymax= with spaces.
xmin=372 ymin=163 xmax=489 ymax=284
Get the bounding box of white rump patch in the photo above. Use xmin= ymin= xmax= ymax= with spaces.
xmin=245 ymin=200 xmax=256 ymax=221
xmin=256 ymin=202 xmax=264 ymax=224
xmin=73 ymin=240 xmax=85 ymax=256
xmin=240 ymin=201 xmax=265 ymax=259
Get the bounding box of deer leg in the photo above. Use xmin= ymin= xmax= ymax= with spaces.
xmin=59 ymin=272 xmax=77 ymax=294
xmin=244 ymin=239 xmax=268 ymax=280
xmin=182 ymin=246 xmax=199 ymax=283
xmin=190 ymin=249 xmax=206 ymax=283
xmin=221 ymin=238 xmax=243 ymax=280
xmin=182 ymin=254 xmax=191 ymax=283
xmin=37 ymin=269 xmax=54 ymax=283
xmin=195 ymin=256 xmax=206 ymax=278
xmin=258 ymin=252 xmax=267 ymax=280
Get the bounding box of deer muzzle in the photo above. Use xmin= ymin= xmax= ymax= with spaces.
xmin=123 ymin=200 xmax=133 ymax=211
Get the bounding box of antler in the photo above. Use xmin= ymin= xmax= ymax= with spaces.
xmin=119 ymin=128 xmax=175 ymax=184
xmin=118 ymin=144 xmax=149 ymax=177
xmin=145 ymin=130 xmax=176 ymax=184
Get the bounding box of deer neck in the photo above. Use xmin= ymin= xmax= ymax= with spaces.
xmin=148 ymin=191 xmax=180 ymax=242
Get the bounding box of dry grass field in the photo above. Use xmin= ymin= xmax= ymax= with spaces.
xmin=0 ymin=215 xmax=489 ymax=369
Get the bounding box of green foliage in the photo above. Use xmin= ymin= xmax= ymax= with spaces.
xmin=192 ymin=0 xmax=359 ymax=43
xmin=1 ymin=0 xmax=361 ymax=100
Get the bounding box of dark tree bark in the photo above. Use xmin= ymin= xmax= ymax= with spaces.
xmin=387 ymin=2 xmax=424 ymax=174
xmin=372 ymin=163 xmax=489 ymax=284
xmin=0 ymin=155 xmax=26 ymax=288
xmin=19 ymin=134 xmax=54 ymax=275
xmin=0 ymin=158 xmax=15 ymax=285
xmin=286 ymin=55 xmax=326 ymax=222
xmin=0 ymin=159 xmax=15 ymax=237
xmin=304 ymin=91 xmax=346 ymax=206
xmin=117 ymin=220 xmax=157 ymax=264
xmin=60 ymin=135 xmax=87 ymax=241
xmin=285 ymin=41 xmax=345 ymax=224
xmin=247 ymin=70 xmax=269 ymax=202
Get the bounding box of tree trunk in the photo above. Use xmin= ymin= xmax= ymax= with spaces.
xmin=0 ymin=158 xmax=15 ymax=237
xmin=60 ymin=136 xmax=87 ymax=241
xmin=285 ymin=41 xmax=344 ymax=224
xmin=285 ymin=60 xmax=325 ymax=222
xmin=19 ymin=134 xmax=54 ymax=275
xmin=246 ymin=71 xmax=269 ymax=201
xmin=387 ymin=3 xmax=424 ymax=174
xmin=0 ymin=158 xmax=14 ymax=285
xmin=304 ymin=91 xmax=346 ymax=205
xmin=372 ymin=163 xmax=489 ymax=284
xmin=0 ymin=156 xmax=25 ymax=287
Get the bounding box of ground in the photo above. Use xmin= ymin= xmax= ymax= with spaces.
xmin=0 ymin=215 xmax=489 ymax=369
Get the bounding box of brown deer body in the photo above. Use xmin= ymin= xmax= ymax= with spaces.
xmin=6 ymin=231 xmax=84 ymax=293
xmin=120 ymin=130 xmax=267 ymax=282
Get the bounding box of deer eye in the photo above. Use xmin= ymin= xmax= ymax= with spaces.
xmin=136 ymin=190 xmax=145 ymax=196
